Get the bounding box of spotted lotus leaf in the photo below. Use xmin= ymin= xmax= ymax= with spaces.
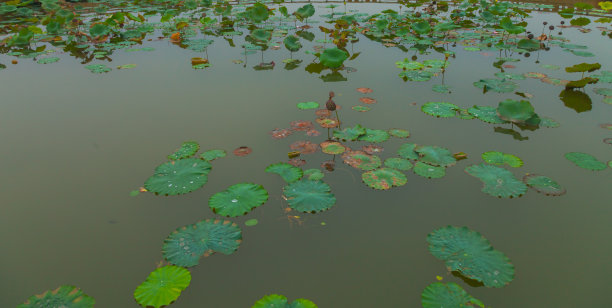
xmin=168 ymin=141 xmax=199 ymax=160
xmin=333 ymin=124 xmax=366 ymax=141
xmin=362 ymin=168 xmax=407 ymax=190
xmin=145 ymin=158 xmax=212 ymax=196
xmin=384 ymin=158 xmax=413 ymax=171
xmin=465 ymin=164 xmax=527 ymax=198
xmin=357 ymin=128 xmax=389 ymax=143
xmin=415 ymin=146 xmax=456 ymax=167
xmin=200 ymin=149 xmax=226 ymax=161
xmin=468 ymin=106 xmax=507 ymax=124
xmin=421 ymin=102 xmax=458 ymax=118
xmin=209 ymin=183 xmax=268 ymax=217
xmin=481 ymin=151 xmax=523 ymax=168
xmin=18 ymin=286 xmax=95 ymax=308
xmin=398 ymin=143 xmax=419 ymax=160
xmin=413 ymin=162 xmax=446 ymax=179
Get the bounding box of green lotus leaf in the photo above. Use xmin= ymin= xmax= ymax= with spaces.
xmin=145 ymin=158 xmax=212 ymax=196
xmin=500 ymin=16 xmax=524 ymax=34
xmin=200 ymin=149 xmax=226 ymax=161
xmin=571 ymin=50 xmax=595 ymax=57
xmin=423 ymin=60 xmax=448 ymax=70
xmin=0 ymin=5 xmax=17 ymax=14
xmin=320 ymin=141 xmax=346 ymax=154
xmin=388 ymin=128 xmax=410 ymax=138
xmin=90 ymin=23 xmax=110 ymax=37
xmin=398 ymin=143 xmax=419 ymax=160
xmin=592 ymin=71 xmax=612 ymax=83
xmin=413 ymin=161 xmax=446 ymax=179
xmin=421 ymin=282 xmax=484 ymax=308
xmin=399 ymin=70 xmax=433 ymax=81
xmin=565 ymin=77 xmax=598 ymax=89
xmin=517 ymin=39 xmax=540 ymax=51
xmin=284 ymin=35 xmax=302 ymax=52
xmin=384 ymin=158 xmax=413 ymax=171
xmin=559 ymin=7 xmax=575 ymax=18
xmin=564 ymin=152 xmax=607 ymax=171
xmin=541 ymin=64 xmax=560 ymax=71
xmin=523 ymin=174 xmax=566 ymax=196
xmin=168 ymin=141 xmax=199 ymax=160
xmin=357 ymin=128 xmax=389 ymax=143
xmin=473 ymin=78 xmax=517 ymax=93
xmin=456 ymin=108 xmax=476 ymax=120
xmin=600 ymin=1 xmax=612 ymax=10
xmin=496 ymin=99 xmax=538 ymax=124
xmin=163 ymin=219 xmax=242 ymax=266
xmin=415 ymin=146 xmax=456 ymax=167
xmin=283 ymin=180 xmax=336 ymax=213
xmin=84 ymin=64 xmax=111 ymax=74
xmin=251 ymin=29 xmax=271 ymax=41
xmin=253 ymin=294 xmax=317 ymax=308
xmin=134 ymin=266 xmax=191 ymax=308
xmin=468 ymin=106 xmax=507 ymax=124
xmin=333 ymin=124 xmax=366 ymax=141
xmin=362 ymin=168 xmax=407 ymax=190
xmin=575 ymin=2 xmax=594 ymax=10
xmin=37 ymin=57 xmax=60 ymax=64
xmin=494 ymin=72 xmax=526 ymax=80
xmin=465 ymin=164 xmax=527 ymax=198
xmin=304 ymin=169 xmax=324 ymax=181
xmin=395 ymin=59 xmax=424 ymax=70
xmin=482 ymin=151 xmax=523 ymax=168
xmin=18 ymin=285 xmax=95 ymax=308
xmin=422 ymin=102 xmax=458 ymax=118
xmin=297 ymin=101 xmax=319 ymax=110
xmin=266 ymin=162 xmax=303 ymax=183
xmin=565 ymin=62 xmax=601 ymax=73
xmin=434 ymin=22 xmax=460 ymax=33
xmin=352 ymin=105 xmax=370 ymax=112
xmin=319 ymin=48 xmax=348 ymax=69
xmin=432 ymin=84 xmax=452 ymax=93
xmin=245 ymin=219 xmax=258 ymax=227
xmin=540 ymin=117 xmax=560 ymax=128
xmin=412 ymin=20 xmax=431 ymax=34
xmin=594 ymin=88 xmax=612 ymax=96
xmin=346 ymin=154 xmax=382 ymax=170
xmin=248 ymin=3 xmax=270 ymax=23
xmin=209 ymin=183 xmax=268 ymax=217
xmin=294 ymin=4 xmax=315 ymax=21
xmin=427 ymin=226 xmax=515 ymax=288
xmin=570 ymin=17 xmax=591 ymax=26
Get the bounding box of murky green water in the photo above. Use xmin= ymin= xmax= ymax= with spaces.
xmin=1 ymin=1 xmax=612 ymax=307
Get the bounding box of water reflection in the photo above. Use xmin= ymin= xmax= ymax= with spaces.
xmin=559 ymin=89 xmax=593 ymax=113
xmin=494 ymin=126 xmax=530 ymax=141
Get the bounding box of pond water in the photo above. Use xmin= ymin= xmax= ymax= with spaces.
xmin=1 ymin=1 xmax=611 ymax=307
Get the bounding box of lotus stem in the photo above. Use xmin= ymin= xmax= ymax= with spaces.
xmin=335 ymin=110 xmax=341 ymax=130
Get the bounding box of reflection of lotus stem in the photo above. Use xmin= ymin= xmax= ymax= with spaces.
xmin=327 ymin=127 xmax=331 ymax=139
xmin=335 ymin=110 xmax=341 ymax=130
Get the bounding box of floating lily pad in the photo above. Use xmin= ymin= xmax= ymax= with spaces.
xmin=163 ymin=219 xmax=242 ymax=267
xmin=400 ymin=70 xmax=433 ymax=81
xmin=319 ymin=47 xmax=348 ymax=68
xmin=564 ymin=152 xmax=607 ymax=170
xmin=362 ymin=168 xmax=407 ymax=190
xmin=266 ymin=162 xmax=303 ymax=182
xmin=297 ymin=101 xmax=319 ymax=110
xmin=304 ymin=169 xmax=324 ymax=180
xmin=18 ymin=285 xmax=95 ymax=308
xmin=421 ymin=282 xmax=484 ymax=308
xmin=253 ymin=294 xmax=317 ymax=308
xmin=592 ymin=71 xmax=612 ymax=83
xmin=414 ymin=162 xmax=446 ymax=179
xmin=333 ymin=124 xmax=366 ymax=141
xmin=352 ymin=105 xmax=371 ymax=112
xmin=398 ymin=143 xmax=419 ymax=160
xmin=357 ymin=128 xmax=389 ymax=143
xmin=320 ymin=141 xmax=346 ymax=154
xmin=427 ymin=226 xmax=515 ymax=288
xmin=245 ymin=219 xmax=258 ymax=227
xmin=415 ymin=146 xmax=457 ymax=167
xmin=134 ymin=266 xmax=191 ymax=308
xmin=388 ymin=128 xmax=410 ymax=138
xmin=200 ymin=149 xmax=226 ymax=161
xmin=168 ymin=141 xmax=199 ymax=160
xmin=468 ymin=106 xmax=507 ymax=124
xmin=494 ymin=72 xmax=526 ymax=80
xmin=497 ymin=99 xmax=539 ymax=125
xmin=422 ymin=102 xmax=458 ymax=118
xmin=432 ymin=84 xmax=452 ymax=93
xmin=384 ymin=158 xmax=413 ymax=171
xmin=540 ymin=117 xmax=560 ymax=128
xmin=209 ymin=183 xmax=268 ymax=217
xmin=473 ymin=78 xmax=517 ymax=93
xmin=465 ymin=164 xmax=527 ymax=198
xmin=594 ymin=88 xmax=612 ymax=96
xmin=145 ymin=158 xmax=212 ymax=196
xmin=37 ymin=57 xmax=60 ymax=64
xmin=523 ymin=174 xmax=566 ymax=196
xmin=84 ymin=64 xmax=111 ymax=73
xmin=283 ymin=180 xmax=336 ymax=213
xmin=234 ymin=146 xmax=252 ymax=156
xmin=482 ymin=151 xmax=523 ymax=168
xmin=342 ymin=152 xmax=381 ymax=170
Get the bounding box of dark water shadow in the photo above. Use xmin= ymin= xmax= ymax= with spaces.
xmin=559 ymin=89 xmax=592 ymax=113
xmin=451 ymin=271 xmax=485 ymax=288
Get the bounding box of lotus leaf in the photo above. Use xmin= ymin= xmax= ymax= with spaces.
xmin=422 ymin=102 xmax=458 ymax=118
xmin=496 ymin=99 xmax=538 ymax=124
xmin=570 ymin=50 xmax=595 ymax=57
xmin=565 ymin=77 xmax=598 ymax=89
xmin=600 ymin=1 xmax=612 ymax=10
xmin=168 ymin=141 xmax=199 ymax=160
xmin=266 ymin=162 xmax=303 ymax=182
xmin=283 ymin=180 xmax=336 ymax=213
xmin=398 ymin=143 xmax=419 ymax=160
xmin=200 ymin=149 xmax=226 ymax=161
xmin=482 ymin=151 xmax=523 ymax=168
xmin=294 ymin=4 xmax=315 ymax=21
xmin=319 ymin=48 xmax=348 ymax=69
xmin=592 ymin=71 xmax=612 ymax=83
xmin=432 ymin=84 xmax=452 ymax=93
xmin=209 ymin=183 xmax=268 ymax=217
xmin=395 ymin=59 xmax=424 ymax=70
xmin=245 ymin=219 xmax=258 ymax=227
xmin=500 ymin=16 xmax=525 ymax=34
xmin=427 ymin=226 xmax=515 ymax=288
xmin=134 ymin=266 xmax=191 ymax=308
xmin=540 ymin=117 xmax=560 ymax=128
xmin=468 ymin=106 xmax=507 ymax=124
xmin=523 ymin=174 xmax=566 ymax=196
xmin=423 ymin=60 xmax=448 ymax=70
xmin=248 ymin=3 xmax=270 ymax=23
xmin=362 ymin=168 xmax=407 ymax=190
xmin=297 ymin=101 xmax=319 ymax=110
xmin=253 ymin=294 xmax=317 ymax=308
xmin=465 ymin=164 xmax=527 ymax=198
xmin=352 ymin=106 xmax=370 ymax=112
xmin=594 ymin=88 xmax=612 ymax=96
xmin=421 ymin=282 xmax=484 ymax=308
xmin=413 ymin=162 xmax=446 ymax=179
xmin=18 ymin=285 xmax=95 ymax=308
xmin=494 ymin=72 xmax=526 ymax=80
xmin=456 ymin=109 xmax=475 ymax=120
xmin=473 ymin=78 xmax=517 ymax=93
xmin=564 ymin=152 xmax=607 ymax=171
xmin=251 ymin=29 xmax=271 ymax=41
xmin=388 ymin=128 xmax=410 ymax=138
xmin=517 ymin=39 xmax=540 ymax=51
xmin=399 ymin=70 xmax=433 ymax=81
xmin=357 ymin=128 xmax=389 ymax=143
xmin=412 ymin=20 xmax=431 ymax=34
xmin=145 ymin=158 xmax=212 ymax=196
xmin=84 ymin=64 xmax=111 ymax=74
xmin=343 ymin=153 xmax=381 ymax=170
xmin=570 ymin=17 xmax=591 ymax=26
xmin=37 ymin=57 xmax=60 ymax=64
xmin=284 ymin=35 xmax=302 ymax=52
xmin=163 ymin=219 xmax=242 ymax=266
xmin=90 ymin=23 xmax=110 ymax=37
xmin=565 ymin=62 xmax=601 ymax=73
xmin=384 ymin=158 xmax=413 ymax=171
xmin=304 ymin=169 xmax=324 ymax=181
xmin=320 ymin=141 xmax=346 ymax=155
xmin=415 ymin=146 xmax=456 ymax=167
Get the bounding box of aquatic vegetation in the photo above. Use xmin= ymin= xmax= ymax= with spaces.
xmin=209 ymin=183 xmax=268 ymax=217
xmin=523 ymin=174 xmax=566 ymax=196
xmin=465 ymin=164 xmax=527 ymax=198
xmin=383 ymin=158 xmax=413 ymax=171
xmin=283 ymin=180 xmax=336 ymax=213
xmin=496 ymin=99 xmax=540 ymax=126
xmin=318 ymin=47 xmax=348 ymax=69
xmin=333 ymin=124 xmax=366 ymax=141
xmin=421 ymin=282 xmax=484 ymax=308
xmin=342 ymin=151 xmax=382 ymax=171
xmin=234 ymin=146 xmax=253 ymax=157
xmin=362 ymin=168 xmax=407 ymax=190
xmin=163 ymin=219 xmax=242 ymax=267
xmin=145 ymin=158 xmax=212 ymax=196
xmin=266 ymin=162 xmax=303 ymax=183
xmin=245 ymin=219 xmax=259 ymax=227
xmin=304 ymin=169 xmax=325 ymax=181
xmin=134 ymin=266 xmax=191 ymax=308
xmin=357 ymin=128 xmax=389 ymax=143
xmin=18 ymin=285 xmax=95 ymax=308
xmin=565 ymin=152 xmax=608 ymax=171
xmin=168 ymin=141 xmax=199 ymax=160
xmin=253 ymin=294 xmax=317 ymax=308
xmin=473 ymin=78 xmax=518 ymax=93
xmin=200 ymin=149 xmax=227 ymax=161
xmin=421 ymin=102 xmax=459 ymax=118
xmin=427 ymin=226 xmax=515 ymax=288
xmin=388 ymin=128 xmax=410 ymax=138
xmin=415 ymin=146 xmax=457 ymax=167
xmin=398 ymin=143 xmax=420 ymax=160
xmin=413 ymin=162 xmax=446 ymax=179
xmin=482 ymin=151 xmax=523 ymax=168
xmin=320 ymin=141 xmax=346 ymax=154
xmin=468 ymin=106 xmax=507 ymax=124
xmin=297 ymin=101 xmax=319 ymax=110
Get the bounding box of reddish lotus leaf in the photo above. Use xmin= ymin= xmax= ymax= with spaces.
xmin=290 ymin=140 xmax=319 ymax=154
xmin=316 ymin=118 xmax=339 ymax=128
xmin=306 ymin=129 xmax=321 ymax=136
xmin=270 ymin=128 xmax=292 ymax=139
xmin=357 ymin=87 xmax=373 ymax=94
xmin=233 ymin=146 xmax=252 ymax=156
xmin=341 ymin=150 xmax=366 ymax=167
xmin=524 ymin=72 xmax=547 ymax=79
xmin=502 ymin=64 xmax=515 ymax=69
xmin=541 ymin=77 xmax=569 ymax=86
xmin=288 ymin=158 xmax=306 ymax=167
xmin=359 ymin=97 xmax=377 ymax=104
xmin=320 ymin=141 xmax=346 ymax=154
xmin=321 ymin=160 xmax=335 ymax=172
xmin=315 ymin=109 xmax=332 ymax=118
xmin=290 ymin=120 xmax=314 ymax=131
xmin=362 ymin=145 xmax=384 ymax=155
